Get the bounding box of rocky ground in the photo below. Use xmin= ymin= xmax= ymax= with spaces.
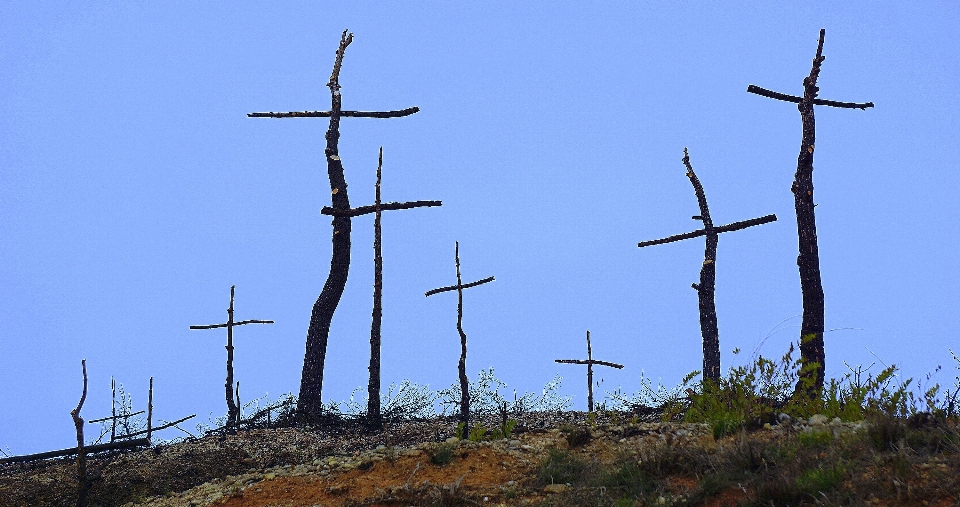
xmin=1 ymin=411 xmax=958 ymax=506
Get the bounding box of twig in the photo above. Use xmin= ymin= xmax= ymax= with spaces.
xmin=404 ymin=461 xmax=421 ymax=490
xmin=121 ymin=414 xmax=197 ymax=438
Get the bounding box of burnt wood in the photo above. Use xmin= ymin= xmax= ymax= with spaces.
xmin=71 ymin=359 xmax=90 ymax=507
xmin=190 ymin=285 xmax=273 ymax=428
xmin=249 ymin=30 xmax=420 ymax=421
xmin=321 ymin=200 xmax=442 ymax=218
xmin=0 ymin=438 xmax=150 ymax=465
xmin=747 ymin=29 xmax=873 ymax=395
xmin=638 ymin=149 xmax=777 ymax=382
xmin=555 ymin=330 xmax=624 ymax=412
xmin=353 ymin=148 xmax=442 ymax=428
xmin=248 ymin=107 xmax=419 ymax=118
xmin=425 ymin=242 xmax=495 ymax=437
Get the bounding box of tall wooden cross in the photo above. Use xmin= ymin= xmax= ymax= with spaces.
xmin=425 ymin=242 xmax=495 ymax=436
xmin=190 ymin=285 xmax=274 ymax=428
xmin=638 ymin=148 xmax=777 ymax=382
xmin=747 ymin=28 xmax=872 ymax=394
xmin=321 ymin=147 xmax=441 ymax=428
xmin=248 ymin=30 xmax=421 ymax=419
xmin=555 ymin=330 xmax=624 ymax=412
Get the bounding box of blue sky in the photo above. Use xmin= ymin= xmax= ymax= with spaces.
xmin=2 ymin=3 xmax=958 ymax=456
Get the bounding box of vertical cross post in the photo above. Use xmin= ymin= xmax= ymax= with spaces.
xmin=555 ymin=331 xmax=624 ymax=412
xmin=747 ymin=28 xmax=873 ymax=395
xmin=190 ymin=285 xmax=274 ymax=429
xmin=638 ymin=148 xmax=776 ymax=382
xmin=425 ymin=242 xmax=495 ymax=437
xmin=248 ymin=30 xmax=420 ymax=421
xmin=322 ymin=147 xmax=441 ymax=428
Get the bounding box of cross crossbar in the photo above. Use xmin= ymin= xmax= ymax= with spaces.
xmin=555 ymin=359 xmax=624 ymax=369
xmin=189 ymin=319 xmax=274 ymax=330
xmin=638 ymin=214 xmax=777 ymax=248
xmin=425 ymin=276 xmax=495 ymax=297
xmin=747 ymin=85 xmax=873 ymax=110
xmin=322 ymin=200 xmax=442 ymax=218
xmin=248 ymin=107 xmax=419 ymax=118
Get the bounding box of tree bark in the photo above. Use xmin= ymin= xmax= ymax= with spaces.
xmin=71 ymin=359 xmax=89 ymax=507
xmin=367 ymin=148 xmax=384 ymax=428
xmin=225 ymin=286 xmax=238 ymax=428
xmin=793 ymin=29 xmax=828 ymax=396
xmin=682 ymin=149 xmax=721 ymax=382
xmin=298 ymin=30 xmax=354 ymax=420
xmin=455 ymin=241 xmax=471 ymax=436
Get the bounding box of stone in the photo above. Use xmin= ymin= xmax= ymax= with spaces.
xmin=808 ymin=414 xmax=829 ymax=426
xmin=544 ymin=484 xmax=568 ymax=493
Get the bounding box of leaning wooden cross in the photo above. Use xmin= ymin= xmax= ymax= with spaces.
xmin=638 ymin=148 xmax=777 ymax=382
xmin=425 ymin=242 xmax=495 ymax=437
xmin=322 ymin=147 xmax=441 ymax=428
xmin=555 ymin=330 xmax=624 ymax=412
xmin=747 ymin=28 xmax=873 ymax=395
xmin=190 ymin=285 xmax=274 ymax=429
xmin=248 ymin=30 xmax=421 ymax=419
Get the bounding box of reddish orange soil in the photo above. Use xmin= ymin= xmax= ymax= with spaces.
xmin=220 ymin=447 xmax=535 ymax=507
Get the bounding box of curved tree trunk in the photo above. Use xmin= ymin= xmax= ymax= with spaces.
xmin=297 ymin=31 xmax=354 ymax=420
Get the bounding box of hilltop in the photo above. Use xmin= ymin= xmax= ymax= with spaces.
xmin=2 ymin=409 xmax=958 ymax=507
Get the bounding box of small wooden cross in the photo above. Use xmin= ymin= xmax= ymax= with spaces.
xmin=425 ymin=242 xmax=495 ymax=436
xmin=190 ymin=285 xmax=274 ymax=428
xmin=555 ymin=330 xmax=624 ymax=412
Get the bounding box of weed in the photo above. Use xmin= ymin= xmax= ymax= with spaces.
xmin=427 ymin=442 xmax=456 ymax=467
xmin=796 ymin=464 xmax=846 ymax=495
xmin=796 ymin=428 xmax=834 ymax=447
xmin=538 ymin=448 xmax=589 ymax=486
xmin=599 ymin=459 xmax=655 ymax=498
xmin=560 ymin=425 xmax=591 ymax=447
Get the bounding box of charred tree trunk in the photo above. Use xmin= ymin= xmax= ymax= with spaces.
xmin=455 ymin=242 xmax=471 ymax=436
xmin=225 ymin=286 xmax=239 ymax=429
xmin=793 ymin=30 xmax=827 ymax=396
xmin=298 ymin=30 xmax=354 ymax=420
xmin=683 ymin=149 xmax=721 ymax=382
xmin=71 ymin=359 xmax=89 ymax=507
xmin=746 ymin=29 xmax=872 ymax=397
xmin=367 ymin=148 xmax=384 ymax=428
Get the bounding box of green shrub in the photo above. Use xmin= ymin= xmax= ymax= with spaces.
xmin=427 ymin=442 xmax=455 ymax=466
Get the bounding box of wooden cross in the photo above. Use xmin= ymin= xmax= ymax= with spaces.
xmin=747 ymin=28 xmax=873 ymax=394
xmin=190 ymin=285 xmax=274 ymax=428
xmin=320 ymin=147 xmax=441 ymax=427
xmin=555 ymin=330 xmax=624 ymax=412
xmin=425 ymin=242 xmax=495 ymax=436
xmin=638 ymin=148 xmax=777 ymax=382
xmin=248 ymin=30 xmax=421 ymax=419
